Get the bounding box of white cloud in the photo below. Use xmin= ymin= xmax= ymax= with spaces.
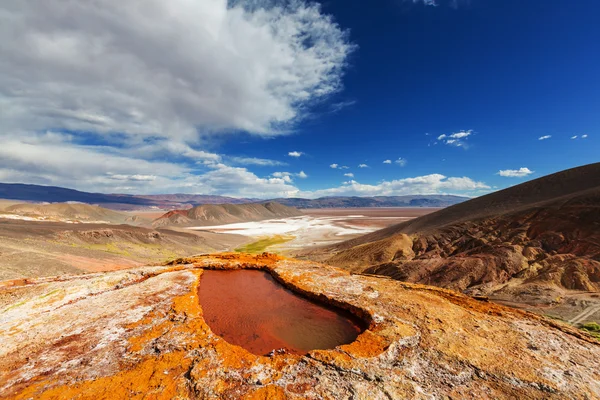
xmin=300 ymin=174 xmax=490 ymax=198
xmin=538 ymin=135 xmax=552 ymax=141
xmin=358 ymin=164 xmax=369 ymax=168
xmin=228 ymin=156 xmax=286 ymax=167
xmin=582 ymin=134 xmax=589 ymax=139
xmin=344 ymin=173 xmax=354 ymax=178
xmin=272 ymin=170 xmax=307 ymax=181
xmin=288 ymin=151 xmax=303 ymax=158
xmin=0 ymin=134 xmax=490 ymax=198
xmin=436 ymin=130 xmax=473 ymax=147
xmin=449 ymin=131 xmax=472 ymax=139
xmin=498 ymin=167 xmax=534 ymax=178
xmin=395 ymin=158 xmax=408 ymax=167
xmin=0 ymin=0 xmax=355 ymax=197
xmin=571 ymin=135 xmax=578 ymax=140
xmin=107 ymin=174 xmax=156 ymax=182
xmin=383 ymin=160 xmax=392 ymax=164
xmin=330 ymin=164 xmax=349 ymax=169
xmin=0 ymin=0 xmax=353 ymax=140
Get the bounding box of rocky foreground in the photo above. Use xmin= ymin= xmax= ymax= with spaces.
xmin=1 ymin=254 xmax=599 ymax=399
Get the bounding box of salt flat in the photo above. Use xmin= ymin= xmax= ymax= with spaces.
xmin=187 ymin=209 xmax=430 ymax=252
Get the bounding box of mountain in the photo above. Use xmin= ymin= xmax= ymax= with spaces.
xmin=2 ymin=203 xmax=143 ymax=225
xmin=0 ymin=183 xmax=468 ymax=211
xmin=269 ymin=195 xmax=468 ymax=208
xmin=311 ymin=163 xmax=600 ymax=319
xmin=0 ymin=183 xmax=253 ymax=210
xmin=152 ymin=202 xmax=303 ymax=227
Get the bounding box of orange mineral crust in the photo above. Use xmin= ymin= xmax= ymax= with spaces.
xmin=0 ymin=253 xmax=599 ymax=399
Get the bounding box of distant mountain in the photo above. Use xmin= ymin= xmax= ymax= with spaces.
xmin=152 ymin=202 xmax=303 ymax=227
xmin=269 ymin=195 xmax=468 ymax=208
xmin=0 ymin=183 xmax=468 ymax=210
xmin=0 ymin=183 xmax=253 ymax=210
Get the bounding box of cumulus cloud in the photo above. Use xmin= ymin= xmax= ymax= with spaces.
xmin=1 ymin=0 xmax=353 ymax=140
xmin=299 ymin=174 xmax=490 ymax=198
xmin=538 ymin=135 xmax=552 ymax=141
xmin=0 ymin=0 xmax=355 ymax=196
xmin=344 ymin=173 xmax=354 ymax=178
xmin=582 ymin=134 xmax=589 ymax=139
xmin=358 ymin=164 xmax=369 ymax=168
xmin=383 ymin=160 xmax=392 ymax=164
xmin=395 ymin=158 xmax=408 ymax=167
xmin=288 ymin=151 xmax=303 ymax=158
xmin=498 ymin=167 xmax=534 ymax=178
xmin=330 ymin=164 xmax=339 ymax=169
xmin=297 ymin=171 xmax=308 ymax=179
xmin=571 ymin=135 xmax=578 ymax=140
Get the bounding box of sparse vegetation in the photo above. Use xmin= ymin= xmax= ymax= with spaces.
xmin=581 ymin=322 xmax=600 ymax=340
xmin=235 ymin=235 xmax=295 ymax=254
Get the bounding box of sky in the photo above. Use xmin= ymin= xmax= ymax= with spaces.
xmin=0 ymin=0 xmax=598 ymax=198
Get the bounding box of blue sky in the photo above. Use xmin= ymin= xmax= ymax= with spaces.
xmin=0 ymin=0 xmax=598 ymax=198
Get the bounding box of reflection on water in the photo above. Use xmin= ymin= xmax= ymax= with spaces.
xmin=198 ymin=269 xmax=364 ymax=355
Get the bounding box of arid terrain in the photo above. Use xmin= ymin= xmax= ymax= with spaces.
xmin=153 ymin=202 xmax=303 ymax=228
xmin=0 ymin=219 xmax=248 ymax=281
xmin=305 ymin=163 xmax=600 ymax=324
xmin=1 ymin=254 xmax=598 ymax=399
xmin=189 ymin=208 xmax=436 ymax=254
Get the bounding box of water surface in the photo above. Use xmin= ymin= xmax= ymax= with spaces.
xmin=199 ymin=269 xmax=364 ymax=355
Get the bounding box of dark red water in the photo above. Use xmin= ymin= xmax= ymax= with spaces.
xmin=198 ymin=269 xmax=364 ymax=355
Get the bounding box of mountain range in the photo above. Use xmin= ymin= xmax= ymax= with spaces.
xmin=0 ymin=183 xmax=468 ymax=210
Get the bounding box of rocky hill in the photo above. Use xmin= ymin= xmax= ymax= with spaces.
xmin=0 ymin=254 xmax=598 ymax=399
xmin=2 ymin=203 xmax=141 ymax=225
xmin=152 ymin=202 xmax=303 ymax=228
xmin=310 ymin=163 xmax=600 ymax=321
xmin=0 ymin=220 xmax=248 ymax=281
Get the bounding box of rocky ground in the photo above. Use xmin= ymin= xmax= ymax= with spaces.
xmin=1 ymin=254 xmax=598 ymax=399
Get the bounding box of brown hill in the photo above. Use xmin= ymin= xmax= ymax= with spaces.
xmin=314 ymin=163 xmax=600 ymax=321
xmin=0 ymin=219 xmax=248 ymax=281
xmin=1 ymin=254 xmax=598 ymax=399
xmin=152 ymin=201 xmax=303 ymax=227
xmin=3 ymin=203 xmax=144 ymax=225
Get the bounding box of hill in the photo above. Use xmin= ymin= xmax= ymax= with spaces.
xmin=1 ymin=254 xmax=598 ymax=399
xmin=269 ymin=195 xmax=468 ymax=208
xmin=0 ymin=220 xmax=248 ymax=281
xmin=2 ymin=203 xmax=143 ymax=225
xmin=153 ymin=202 xmax=303 ymax=227
xmin=310 ymin=163 xmax=600 ymax=321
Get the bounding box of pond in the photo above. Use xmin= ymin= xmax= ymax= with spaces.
xmin=198 ymin=269 xmax=365 ymax=355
